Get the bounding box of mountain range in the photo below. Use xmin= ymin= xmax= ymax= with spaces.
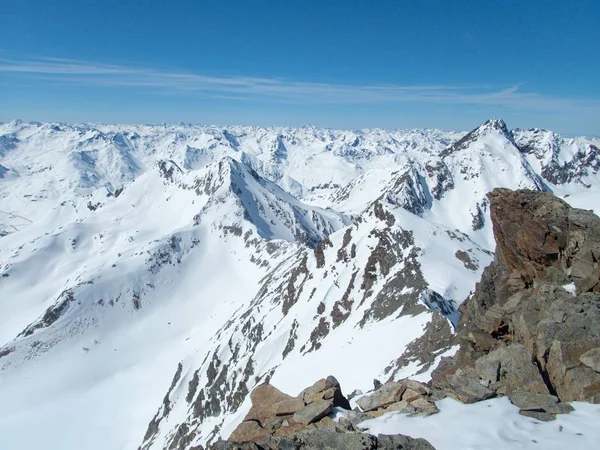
xmin=0 ymin=118 xmax=599 ymax=450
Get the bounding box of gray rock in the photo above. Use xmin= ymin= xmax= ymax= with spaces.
xmin=347 ymin=409 xmax=368 ymax=426
xmin=274 ymin=398 xmax=305 ymax=416
xmin=519 ymin=410 xmax=556 ymax=422
xmin=580 ymin=348 xmax=600 ymax=373
xmin=228 ymin=420 xmax=270 ymax=443
xmin=299 ymin=375 xmax=351 ymax=410
xmin=356 ymin=382 xmax=407 ymax=412
xmin=293 ymin=399 xmax=332 ymax=425
xmin=337 ymin=416 xmax=357 ymax=432
xmin=445 ymin=375 xmax=495 ymax=404
xmin=376 ymin=433 xmax=437 ymax=450
xmin=408 ymin=397 xmax=440 ymax=416
xmin=210 ymin=441 xmax=260 ymax=450
xmin=383 ymin=400 xmax=416 ymax=415
xmin=299 ymin=376 xmax=340 ymax=399
xmin=267 ymin=429 xmax=436 ymax=450
xmin=508 ymin=391 xmax=558 ymax=411
xmin=400 ymin=379 xmax=432 ymax=396
xmin=475 ymin=344 xmax=549 ymax=395
xmin=546 ymin=402 xmax=575 ymax=414
xmin=347 ymin=389 xmax=363 ymax=400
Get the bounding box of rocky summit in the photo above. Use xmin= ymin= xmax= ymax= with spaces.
xmin=208 ymin=188 xmax=600 ymax=448
xmin=208 ymin=376 xmax=435 ymax=450
xmin=433 ymin=188 xmax=600 ymax=419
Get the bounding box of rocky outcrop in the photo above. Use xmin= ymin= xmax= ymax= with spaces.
xmin=220 ymin=376 xmax=436 ymax=449
xmin=433 ymin=188 xmax=600 ymax=418
xmin=211 ymin=430 xmax=435 ymax=450
xmin=227 ymin=376 xmax=350 ymax=444
xmin=354 ymin=379 xmax=439 ymax=420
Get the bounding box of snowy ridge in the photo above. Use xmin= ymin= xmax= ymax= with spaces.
xmin=187 ymin=156 xmax=349 ymax=246
xmin=139 ymin=199 xmax=493 ymax=449
xmin=0 ymin=119 xmax=599 ymax=450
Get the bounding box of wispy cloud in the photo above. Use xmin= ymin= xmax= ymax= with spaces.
xmin=0 ymin=56 xmax=597 ymax=112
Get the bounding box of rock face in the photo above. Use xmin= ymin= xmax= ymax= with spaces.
xmin=433 ymin=188 xmax=600 ymax=417
xmin=221 ymin=377 xmax=436 ymax=449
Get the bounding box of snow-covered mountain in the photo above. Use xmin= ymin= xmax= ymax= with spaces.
xmin=0 ymin=119 xmax=599 ymax=450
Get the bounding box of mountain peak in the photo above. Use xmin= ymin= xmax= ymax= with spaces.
xmin=190 ymin=156 xmax=348 ymax=246
xmin=479 ymin=118 xmax=509 ymax=134
xmin=440 ymin=118 xmax=513 ymax=157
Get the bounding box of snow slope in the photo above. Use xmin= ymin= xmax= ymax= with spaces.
xmin=362 ymin=397 xmax=600 ymax=450
xmin=0 ymin=119 xmax=599 ymax=450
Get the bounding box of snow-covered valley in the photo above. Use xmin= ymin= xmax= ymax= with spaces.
xmin=0 ymin=118 xmax=599 ymax=450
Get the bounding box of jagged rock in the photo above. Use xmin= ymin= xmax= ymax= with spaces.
xmin=378 ymin=400 xmax=416 ymax=416
xmin=508 ymin=391 xmax=559 ymax=410
xmin=244 ymin=384 xmax=296 ymax=423
xmin=459 ymin=330 xmax=499 ymax=352
xmin=274 ymin=398 xmax=305 ymax=416
xmin=347 ymin=389 xmax=362 ymax=400
xmin=475 ymin=344 xmax=549 ymax=395
xmin=293 ymin=399 xmax=332 ymax=425
xmin=508 ymin=390 xmax=574 ymax=418
xmin=228 ymin=421 xmax=270 ymax=443
xmin=408 ymin=397 xmax=439 ymax=416
xmin=580 ymin=348 xmax=600 ymax=373
xmin=401 ymin=379 xmax=432 ymax=396
xmin=220 ymin=429 xmax=436 ymax=450
xmin=356 ymin=382 xmax=406 ymax=412
xmin=374 ymin=434 xmax=436 ymax=450
xmin=357 ymin=379 xmax=439 ymax=418
xmin=337 ymin=416 xmax=357 ymax=432
xmin=444 ymin=375 xmax=495 ymax=404
xmin=225 ymin=379 xmax=435 ymax=449
xmin=298 ymin=376 xmax=351 ymax=410
xmin=433 ymin=188 xmax=600 ymax=411
xmin=347 ymin=409 xmax=369 ymax=426
xmin=401 ymin=388 xmax=422 ymax=403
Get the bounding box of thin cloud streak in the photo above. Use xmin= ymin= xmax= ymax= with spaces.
xmin=1 ymin=57 xmax=598 ymax=112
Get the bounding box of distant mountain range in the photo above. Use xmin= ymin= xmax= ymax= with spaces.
xmin=0 ymin=119 xmax=598 ymax=450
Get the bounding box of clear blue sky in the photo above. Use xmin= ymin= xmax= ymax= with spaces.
xmin=1 ymin=0 xmax=599 ymax=134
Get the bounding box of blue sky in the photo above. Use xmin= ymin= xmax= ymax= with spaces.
xmin=1 ymin=0 xmax=599 ymax=134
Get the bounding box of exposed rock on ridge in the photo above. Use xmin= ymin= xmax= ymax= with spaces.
xmin=433 ymin=188 xmax=600 ymax=418
xmin=211 ymin=376 xmax=435 ymax=450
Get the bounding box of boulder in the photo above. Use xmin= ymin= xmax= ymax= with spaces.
xmin=228 ymin=421 xmax=270 ymax=443
xmin=508 ymin=391 xmax=559 ymax=411
xmin=408 ymin=397 xmax=439 ymax=416
xmin=293 ymin=399 xmax=332 ymax=425
xmin=580 ymin=348 xmax=600 ymax=373
xmin=444 ymin=375 xmax=495 ymax=404
xmin=356 ymin=382 xmax=406 ymax=412
xmin=507 ymin=390 xmax=574 ymax=418
xmin=299 ymin=375 xmax=351 ymax=410
xmin=274 ymin=398 xmax=305 ymax=416
xmin=347 ymin=409 xmax=369 ymax=426
xmin=244 ymin=384 xmax=296 ymax=423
